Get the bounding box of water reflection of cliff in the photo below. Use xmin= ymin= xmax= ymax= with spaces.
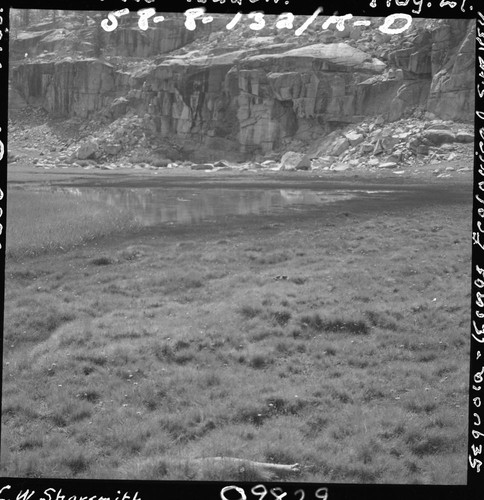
xmin=55 ymin=187 xmax=358 ymax=226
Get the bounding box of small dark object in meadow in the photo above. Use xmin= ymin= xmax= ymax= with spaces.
xmin=273 ymin=275 xmax=288 ymax=281
xmin=249 ymin=354 xmax=268 ymax=369
xmin=90 ymin=256 xmax=113 ymax=266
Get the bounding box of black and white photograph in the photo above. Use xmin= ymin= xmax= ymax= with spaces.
xmin=1 ymin=5 xmax=477 ymax=486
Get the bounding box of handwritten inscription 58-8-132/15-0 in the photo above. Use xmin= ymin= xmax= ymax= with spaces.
xmin=101 ymin=8 xmax=413 ymax=36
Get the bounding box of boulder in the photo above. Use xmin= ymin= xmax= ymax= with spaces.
xmin=394 ymin=132 xmax=412 ymax=140
xmin=295 ymin=155 xmax=312 ymax=170
xmin=381 ymin=137 xmax=400 ymax=151
xmin=328 ymin=137 xmax=349 ymax=156
xmin=214 ymin=160 xmax=230 ymax=168
xmin=331 ymin=163 xmax=350 ymax=172
xmin=7 ymin=152 xmax=19 ymax=163
xmin=417 ymin=144 xmax=430 ymax=155
xmin=422 ymin=129 xmax=455 ymax=145
xmin=408 ymin=137 xmax=422 ymax=152
xmin=455 ymin=131 xmax=473 ymax=143
xmin=280 ymin=151 xmax=305 ymax=171
xmin=388 ymin=151 xmax=403 ymax=162
xmin=311 ymin=156 xmax=333 ymax=169
xmin=261 ymin=160 xmax=277 ymax=167
xmin=344 ymin=131 xmax=364 ymax=147
xmin=428 ymin=120 xmax=451 ymax=130
xmin=77 ymin=140 xmax=99 ymax=160
xmin=360 ymin=142 xmax=374 ymax=153
xmin=373 ymin=139 xmax=384 ymax=155
xmin=375 ymin=115 xmax=385 ymax=125
xmin=248 ymin=43 xmax=386 ymax=73
xmin=104 ymin=143 xmax=122 ymax=156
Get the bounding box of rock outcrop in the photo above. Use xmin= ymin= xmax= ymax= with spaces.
xmin=11 ymin=59 xmax=117 ymax=117
xmin=427 ymin=20 xmax=475 ymax=120
xmin=9 ymin=13 xmax=475 ymax=160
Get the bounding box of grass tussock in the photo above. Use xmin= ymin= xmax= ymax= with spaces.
xmin=299 ymin=313 xmax=370 ymax=335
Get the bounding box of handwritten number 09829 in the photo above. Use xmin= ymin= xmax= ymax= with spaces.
xmin=220 ymin=486 xmax=328 ymax=500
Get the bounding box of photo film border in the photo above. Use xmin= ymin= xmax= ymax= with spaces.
xmin=0 ymin=4 xmax=7 ymax=500
xmin=0 ymin=0 xmax=482 ymax=499
xmin=470 ymin=6 xmax=484 ymax=490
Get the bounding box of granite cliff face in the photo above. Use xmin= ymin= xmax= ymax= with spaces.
xmin=9 ymin=13 xmax=475 ymax=160
xmin=427 ymin=19 xmax=475 ymax=120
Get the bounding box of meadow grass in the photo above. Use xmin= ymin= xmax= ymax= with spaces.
xmin=1 ymin=190 xmax=471 ymax=483
xmin=6 ymin=189 xmax=139 ymax=259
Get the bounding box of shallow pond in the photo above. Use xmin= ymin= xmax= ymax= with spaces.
xmin=50 ymin=186 xmax=400 ymax=226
